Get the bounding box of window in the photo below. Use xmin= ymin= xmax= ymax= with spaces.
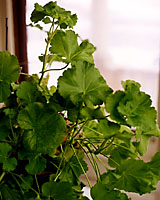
xmin=26 ymin=0 xmax=160 ymax=108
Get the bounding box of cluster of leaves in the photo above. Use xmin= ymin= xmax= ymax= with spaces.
xmin=0 ymin=1 xmax=160 ymax=200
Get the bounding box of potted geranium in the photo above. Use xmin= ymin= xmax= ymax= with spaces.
xmin=0 ymin=1 xmax=160 ymax=199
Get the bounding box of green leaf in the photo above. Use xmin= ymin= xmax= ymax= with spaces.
xmin=50 ymin=30 xmax=96 ymax=64
xmin=118 ymin=80 xmax=159 ymax=135
xmin=42 ymin=182 xmax=75 ymax=200
xmin=31 ymin=2 xmax=77 ymax=28
xmin=148 ymin=152 xmax=160 ymax=177
xmin=0 ymin=51 xmax=20 ymax=102
xmin=98 ymin=119 xmax=120 ymax=139
xmin=42 ymin=17 xmax=51 ymax=24
xmin=72 ymin=40 xmax=96 ymax=64
xmin=17 ymin=102 xmax=66 ymax=154
xmin=3 ymin=157 xmax=17 ymax=172
xmin=50 ymin=30 xmax=78 ymax=62
xmin=83 ymin=119 xmax=120 ymax=145
xmin=83 ymin=121 xmax=103 ymax=144
xmin=136 ymin=134 xmax=150 ymax=155
xmin=25 ymin=155 xmax=46 ymax=175
xmin=0 ymin=125 xmax=10 ymax=140
xmin=115 ymin=125 xmax=133 ymax=147
xmin=60 ymin=156 xmax=88 ymax=184
xmin=105 ymin=91 xmax=126 ymax=124
xmin=102 ymin=159 xmax=158 ymax=195
xmin=42 ymin=182 xmax=57 ymax=197
xmin=17 ymin=81 xmax=41 ymax=105
xmin=58 ymin=62 xmax=112 ymax=106
xmin=81 ymin=197 xmax=90 ymax=200
xmin=91 ymin=183 xmax=131 ymax=200
xmin=108 ymin=146 xmax=135 ymax=168
xmin=21 ymin=176 xmax=33 ymax=191
xmin=0 ymin=143 xmax=12 ymax=162
xmin=0 ymin=185 xmax=21 ymax=200
xmin=80 ymin=106 xmax=105 ymax=120
xmin=0 ymin=143 xmax=17 ymax=172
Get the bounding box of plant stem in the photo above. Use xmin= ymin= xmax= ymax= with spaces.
xmin=40 ymin=63 xmax=69 ymax=73
xmin=94 ymin=154 xmax=109 ymax=171
xmin=113 ymin=142 xmax=142 ymax=160
xmin=9 ymin=119 xmax=17 ymax=143
xmin=95 ymin=138 xmax=114 ymax=154
xmin=77 ymin=141 xmax=99 ymax=180
xmin=90 ymin=153 xmax=100 ymax=182
xmin=39 ymin=24 xmax=58 ymax=85
xmin=71 ymin=120 xmax=88 ymax=143
xmin=20 ymin=72 xmax=31 ymax=76
xmin=35 ymin=174 xmax=40 ymax=194
xmin=10 ymin=172 xmax=39 ymax=196
xmin=54 ymin=142 xmax=68 ymax=182
xmin=71 ymin=144 xmax=91 ymax=188
xmin=101 ymin=153 xmax=120 ymax=167
xmin=11 ymin=174 xmax=24 ymax=194
xmin=0 ymin=172 xmax=5 ymax=182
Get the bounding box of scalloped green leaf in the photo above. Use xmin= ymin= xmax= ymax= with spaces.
xmin=49 ymin=30 xmax=96 ymax=64
xmin=0 ymin=185 xmax=21 ymax=200
xmin=25 ymin=155 xmax=46 ymax=175
xmin=58 ymin=62 xmax=112 ymax=106
xmin=3 ymin=157 xmax=17 ymax=172
xmin=118 ymin=81 xmax=159 ymax=134
xmin=17 ymin=81 xmax=46 ymax=105
xmin=59 ymin=156 xmax=88 ymax=184
xmin=106 ymin=80 xmax=160 ymax=137
xmin=17 ymin=102 xmax=66 ymax=154
xmin=102 ymin=159 xmax=159 ymax=195
xmin=105 ymin=91 xmax=126 ymax=124
xmin=31 ymin=2 xmax=77 ymax=28
xmin=98 ymin=119 xmax=120 ymax=139
xmin=42 ymin=182 xmax=75 ymax=200
xmin=0 ymin=143 xmax=12 ymax=162
xmin=0 ymin=51 xmax=20 ymax=102
xmin=91 ymin=183 xmax=131 ymax=200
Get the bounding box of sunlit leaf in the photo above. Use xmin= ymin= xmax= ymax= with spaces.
xmin=31 ymin=2 xmax=77 ymax=28
xmin=91 ymin=183 xmax=131 ymax=200
xmin=50 ymin=30 xmax=96 ymax=64
xmin=58 ymin=62 xmax=112 ymax=106
xmin=0 ymin=51 xmax=20 ymax=102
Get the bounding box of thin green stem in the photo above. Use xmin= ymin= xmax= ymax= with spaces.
xmin=113 ymin=142 xmax=142 ymax=160
xmin=76 ymin=140 xmax=97 ymax=175
xmin=0 ymin=172 xmax=5 ymax=182
xmin=10 ymin=172 xmax=39 ymax=196
xmin=49 ymin=161 xmax=58 ymax=169
xmin=90 ymin=153 xmax=100 ymax=182
xmin=77 ymin=140 xmax=99 ymax=181
xmin=0 ymin=192 xmax=3 ymax=199
xmin=71 ymin=120 xmax=88 ymax=143
xmin=101 ymin=153 xmax=120 ymax=167
xmin=0 ymin=139 xmax=11 ymax=143
xmin=39 ymin=24 xmax=59 ymax=84
xmin=11 ymin=174 xmax=24 ymax=194
xmin=20 ymin=72 xmax=31 ymax=76
xmin=9 ymin=119 xmax=17 ymax=143
xmin=54 ymin=142 xmax=68 ymax=182
xmin=71 ymin=144 xmax=91 ymax=188
xmin=35 ymin=174 xmax=40 ymax=194
xmin=40 ymin=63 xmax=69 ymax=73
xmin=94 ymin=154 xmax=109 ymax=171
xmin=95 ymin=138 xmax=114 ymax=154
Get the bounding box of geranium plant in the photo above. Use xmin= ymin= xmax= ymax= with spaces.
xmin=0 ymin=1 xmax=160 ymax=199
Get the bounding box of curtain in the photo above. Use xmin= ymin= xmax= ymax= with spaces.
xmin=12 ymin=0 xmax=28 ymax=82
